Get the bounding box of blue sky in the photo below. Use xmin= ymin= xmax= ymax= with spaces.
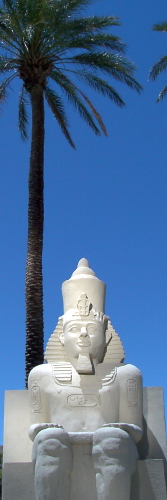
xmin=1 ymin=0 xmax=167 ymax=444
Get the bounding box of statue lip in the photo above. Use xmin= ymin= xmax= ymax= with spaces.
xmin=77 ymin=340 xmax=91 ymax=347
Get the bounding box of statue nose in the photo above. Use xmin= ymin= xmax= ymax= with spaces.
xmin=80 ymin=327 xmax=89 ymax=338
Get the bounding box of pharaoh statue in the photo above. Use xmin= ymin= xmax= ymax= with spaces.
xmin=28 ymin=258 xmax=143 ymax=500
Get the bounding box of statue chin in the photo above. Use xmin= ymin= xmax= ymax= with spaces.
xmin=64 ymin=343 xmax=105 ymax=374
xmin=76 ymin=353 xmax=94 ymax=374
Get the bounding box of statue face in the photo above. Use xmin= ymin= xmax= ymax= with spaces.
xmin=63 ymin=318 xmax=106 ymax=366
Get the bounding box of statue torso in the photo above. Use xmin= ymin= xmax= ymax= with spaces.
xmin=32 ymin=363 xmax=121 ymax=432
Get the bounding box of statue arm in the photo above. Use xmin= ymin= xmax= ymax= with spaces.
xmin=117 ymin=364 xmax=143 ymax=443
xmin=102 ymin=364 xmax=143 ymax=443
xmin=28 ymin=364 xmax=57 ymax=441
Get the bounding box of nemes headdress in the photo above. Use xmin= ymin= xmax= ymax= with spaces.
xmin=45 ymin=259 xmax=125 ymax=369
xmin=62 ymin=258 xmax=106 ymax=324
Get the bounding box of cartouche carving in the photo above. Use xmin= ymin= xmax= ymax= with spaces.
xmin=127 ymin=379 xmax=138 ymax=406
xmin=31 ymin=383 xmax=41 ymax=412
xmin=67 ymin=394 xmax=99 ymax=407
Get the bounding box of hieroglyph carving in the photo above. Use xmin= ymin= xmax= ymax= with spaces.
xmin=31 ymin=383 xmax=41 ymax=412
xmin=127 ymin=379 xmax=138 ymax=406
xmin=67 ymin=395 xmax=99 ymax=407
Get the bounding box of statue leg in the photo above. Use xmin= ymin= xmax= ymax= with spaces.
xmin=92 ymin=427 xmax=138 ymax=500
xmin=32 ymin=427 xmax=72 ymax=500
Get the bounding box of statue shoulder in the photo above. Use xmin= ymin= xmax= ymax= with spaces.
xmin=28 ymin=363 xmax=52 ymax=388
xmin=117 ymin=363 xmax=142 ymax=381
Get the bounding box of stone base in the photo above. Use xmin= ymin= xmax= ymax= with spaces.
xmin=2 ymin=463 xmax=35 ymax=500
xmin=131 ymin=460 xmax=167 ymax=500
xmin=2 ymin=459 xmax=167 ymax=500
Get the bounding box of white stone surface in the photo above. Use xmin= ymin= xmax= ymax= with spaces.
xmin=2 ymin=463 xmax=35 ymax=500
xmin=131 ymin=460 xmax=167 ymax=500
xmin=143 ymin=387 xmax=167 ymax=459
xmin=3 ymin=390 xmax=32 ymax=463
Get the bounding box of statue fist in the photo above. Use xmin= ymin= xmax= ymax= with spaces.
xmin=29 ymin=423 xmax=64 ymax=441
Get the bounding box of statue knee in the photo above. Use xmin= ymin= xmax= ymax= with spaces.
xmin=93 ymin=426 xmax=131 ymax=451
xmin=32 ymin=427 xmax=72 ymax=473
xmin=93 ymin=427 xmax=137 ymax=473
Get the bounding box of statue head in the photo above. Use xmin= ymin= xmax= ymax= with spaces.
xmin=59 ymin=258 xmax=111 ymax=373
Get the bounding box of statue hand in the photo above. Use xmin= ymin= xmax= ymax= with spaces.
xmin=103 ymin=422 xmax=132 ymax=431
xmin=29 ymin=423 xmax=64 ymax=441
xmin=102 ymin=423 xmax=142 ymax=443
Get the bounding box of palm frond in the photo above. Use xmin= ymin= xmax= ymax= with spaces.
xmin=22 ymin=0 xmax=48 ymax=25
xmin=53 ymin=14 xmax=121 ymax=34
xmin=0 ymin=24 xmax=20 ymax=49
xmin=50 ymin=69 xmax=101 ymax=135
xmin=68 ymin=51 xmax=127 ymax=72
xmin=149 ymin=18 xmax=167 ymax=101
xmin=153 ymin=21 xmax=167 ymax=32
xmin=76 ymin=71 xmax=125 ymax=106
xmin=67 ymin=52 xmax=142 ymax=92
xmin=2 ymin=0 xmax=16 ymax=13
xmin=0 ymin=75 xmax=10 ymax=111
xmin=0 ymin=55 xmax=18 ymax=73
xmin=0 ymin=13 xmax=24 ymax=53
xmin=149 ymin=55 xmax=167 ymax=81
xmin=0 ymin=83 xmax=7 ymax=113
xmin=49 ymin=14 xmax=122 ymax=51
xmin=65 ymin=15 xmax=121 ymax=32
xmin=156 ymin=85 xmax=167 ymax=102
xmin=52 ymin=0 xmax=93 ymax=18
xmin=35 ymin=0 xmax=92 ymax=30
xmin=44 ymin=84 xmax=75 ymax=148
xmin=0 ymin=72 xmax=16 ymax=112
xmin=16 ymin=0 xmax=28 ymax=19
xmin=18 ymin=85 xmax=29 ymax=140
xmin=65 ymin=32 xmax=126 ymax=53
xmin=79 ymin=88 xmax=107 ymax=135
xmin=1 ymin=0 xmax=24 ymax=40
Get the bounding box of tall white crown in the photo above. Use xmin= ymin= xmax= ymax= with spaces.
xmin=62 ymin=258 xmax=106 ymax=314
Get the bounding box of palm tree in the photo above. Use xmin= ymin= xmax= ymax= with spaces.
xmin=0 ymin=0 xmax=142 ymax=387
xmin=149 ymin=20 xmax=167 ymax=100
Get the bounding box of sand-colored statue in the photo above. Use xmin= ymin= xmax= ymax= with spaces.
xmin=28 ymin=259 xmax=143 ymax=500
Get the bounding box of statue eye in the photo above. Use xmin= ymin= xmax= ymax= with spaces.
xmin=69 ymin=327 xmax=78 ymax=333
xmin=87 ymin=326 xmax=98 ymax=335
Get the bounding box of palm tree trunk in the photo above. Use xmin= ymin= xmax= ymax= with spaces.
xmin=25 ymin=84 xmax=44 ymax=387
